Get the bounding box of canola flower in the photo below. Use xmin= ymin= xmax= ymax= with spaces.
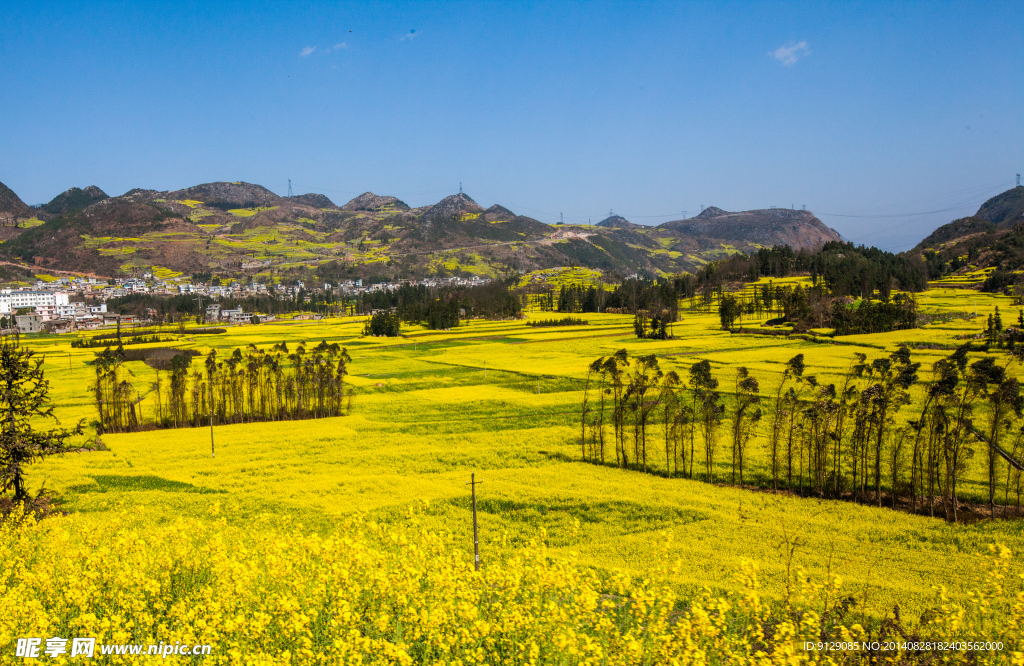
xmin=0 ymin=506 xmax=1021 ymax=665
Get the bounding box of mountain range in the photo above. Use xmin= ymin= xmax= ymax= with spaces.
xmin=0 ymin=180 xmax=843 ymax=280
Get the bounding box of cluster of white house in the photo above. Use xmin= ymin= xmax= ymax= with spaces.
xmin=2 ymin=289 xmax=109 ymax=333
xmin=5 ymin=273 xmax=495 ymax=333
xmin=0 ymin=289 xmax=107 ymax=319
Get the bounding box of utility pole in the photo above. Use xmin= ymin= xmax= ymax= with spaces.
xmin=466 ymin=473 xmax=482 ymax=571
xmin=210 ymin=380 xmax=215 ymax=458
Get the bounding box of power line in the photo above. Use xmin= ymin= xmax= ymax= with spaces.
xmin=815 ymin=180 xmax=1014 ymax=219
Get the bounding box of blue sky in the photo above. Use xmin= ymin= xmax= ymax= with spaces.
xmin=1 ymin=1 xmax=1021 ymax=251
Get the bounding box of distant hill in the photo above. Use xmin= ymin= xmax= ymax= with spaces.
xmin=913 ymin=216 xmax=995 ymax=252
xmin=596 ymin=215 xmax=636 ymax=229
xmin=906 ymin=186 xmax=1024 ymax=281
xmin=0 ymin=180 xmax=846 ymax=280
xmin=342 ymin=192 xmax=410 ymax=212
xmin=976 ymin=186 xmax=1024 ymax=227
xmin=0 ymin=180 xmax=34 ymax=221
xmin=424 ymin=193 xmax=483 ymax=220
xmin=483 ymin=204 xmax=516 ymax=222
xmin=42 ymin=186 xmax=108 ymax=216
xmin=4 ymin=197 xmax=196 ymax=272
xmin=167 ymin=181 xmax=282 ymax=209
xmin=911 ymin=186 xmax=1024 ymax=252
xmin=661 ymin=207 xmax=841 ymax=249
xmin=287 ymin=193 xmax=337 ymax=209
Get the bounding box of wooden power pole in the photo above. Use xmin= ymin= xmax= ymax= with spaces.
xmin=467 ymin=473 xmax=482 ymax=571
xmin=210 ymin=381 xmax=215 ymax=458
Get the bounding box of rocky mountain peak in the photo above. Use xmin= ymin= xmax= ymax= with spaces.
xmin=484 ymin=204 xmax=516 ymax=222
xmin=167 ymin=182 xmax=281 ymax=208
xmin=42 ymin=185 xmax=109 ymax=216
xmin=0 ymin=181 xmax=34 ymax=219
xmin=596 ymin=215 xmax=635 ymax=229
xmin=287 ymin=193 xmax=337 ymax=209
xmin=696 ymin=206 xmax=728 ymax=219
xmin=342 ymin=192 xmax=410 ymax=212
xmin=975 ymin=185 xmax=1024 ymax=227
xmin=427 ymin=193 xmax=484 ymax=219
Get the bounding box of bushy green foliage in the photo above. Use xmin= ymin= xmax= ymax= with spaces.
xmin=555 ymin=284 xmax=605 ymax=313
xmin=830 ymin=294 xmax=918 ymax=335
xmin=605 ymin=276 xmax=687 ymax=315
xmin=632 ymin=312 xmax=670 ymax=339
xmin=363 ymin=311 xmax=400 ymax=336
xmin=360 ymin=281 xmax=521 ymax=325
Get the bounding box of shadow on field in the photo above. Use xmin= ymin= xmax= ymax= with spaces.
xmin=373 ymin=496 xmax=709 ymax=547
xmin=69 ymin=475 xmax=226 ymax=495
xmin=460 ymin=497 xmax=706 ymax=530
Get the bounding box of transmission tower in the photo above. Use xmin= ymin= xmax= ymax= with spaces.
xmin=560 ymin=212 xmax=563 ymax=224
xmin=459 ymin=182 xmax=463 ymax=194
xmin=288 ymin=179 xmax=293 ymax=197
xmin=1018 ymin=174 xmax=1021 ymax=187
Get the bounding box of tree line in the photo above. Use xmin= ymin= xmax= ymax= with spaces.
xmin=718 ymin=282 xmax=919 ymax=335
xmin=706 ymin=242 xmax=927 ymax=297
xmin=356 ymin=280 xmax=521 ymax=329
xmin=579 ymin=346 xmax=1024 ymax=521
xmin=93 ymin=341 xmax=352 ymax=433
xmin=108 ymin=293 xmax=310 ymax=321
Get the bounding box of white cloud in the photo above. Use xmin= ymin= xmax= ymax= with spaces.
xmin=399 ymin=29 xmax=417 ymax=42
xmin=300 ymin=46 xmax=315 ymax=57
xmin=332 ymin=42 xmax=348 ymax=51
xmin=770 ymin=41 xmax=809 ymax=66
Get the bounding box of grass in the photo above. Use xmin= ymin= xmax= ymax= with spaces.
xmin=12 ymin=286 xmax=1024 ymax=633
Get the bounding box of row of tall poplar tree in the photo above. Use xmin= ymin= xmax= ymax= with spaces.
xmin=94 ymin=341 xmax=352 ymax=432
xmin=580 ymin=345 xmax=1024 ymax=522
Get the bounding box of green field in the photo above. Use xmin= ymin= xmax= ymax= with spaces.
xmin=16 ymin=286 xmax=1024 ymax=632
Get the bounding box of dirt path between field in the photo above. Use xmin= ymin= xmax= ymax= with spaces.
xmin=0 ymin=260 xmax=111 ymax=280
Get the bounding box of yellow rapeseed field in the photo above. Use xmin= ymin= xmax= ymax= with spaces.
xmin=4 ymin=287 xmax=1024 ymax=662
